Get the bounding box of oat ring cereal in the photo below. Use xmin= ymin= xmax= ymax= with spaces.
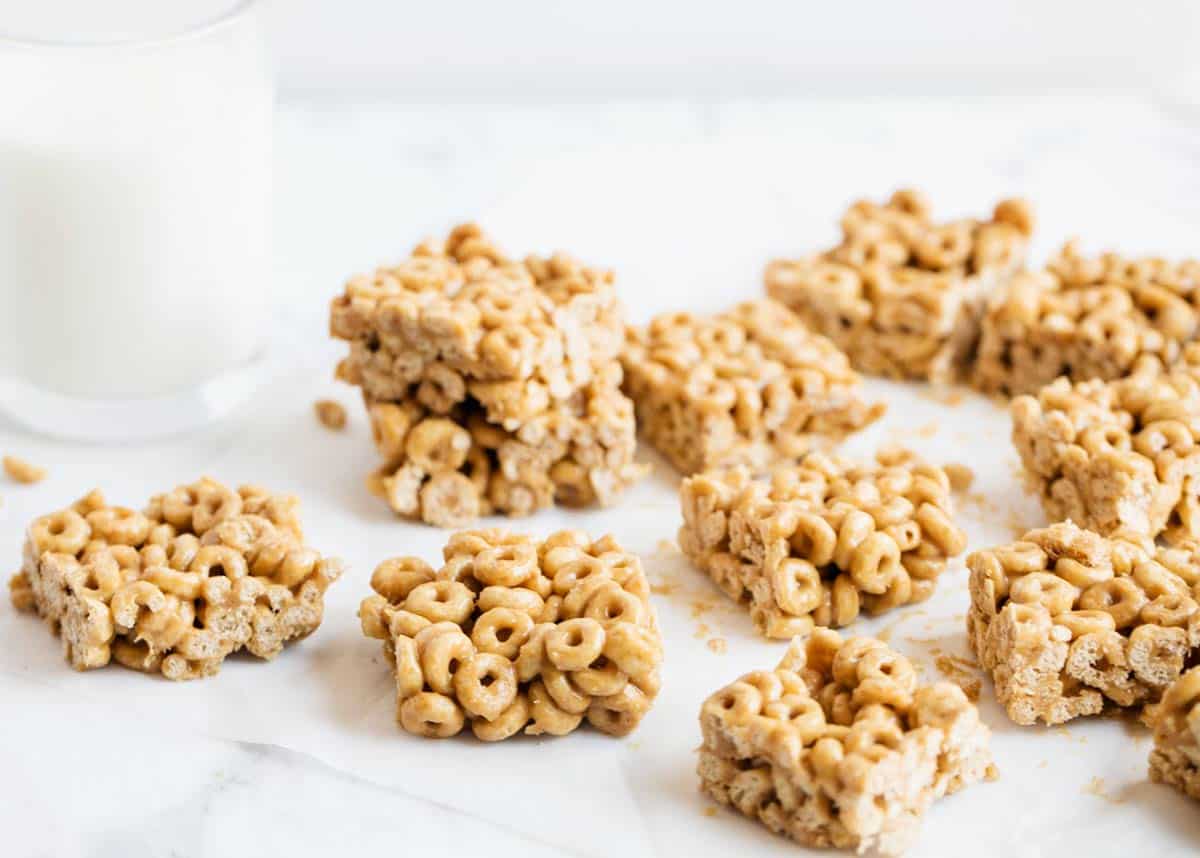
xmin=359 ymin=528 xmax=663 ymax=740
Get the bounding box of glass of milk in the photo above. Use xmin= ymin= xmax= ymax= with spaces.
xmin=0 ymin=0 xmax=272 ymax=441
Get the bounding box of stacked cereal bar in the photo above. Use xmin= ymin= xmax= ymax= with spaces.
xmin=975 ymin=240 xmax=1200 ymax=397
xmin=621 ymin=299 xmax=885 ymax=475
xmin=967 ymin=521 xmax=1200 ymax=725
xmin=679 ymin=449 xmax=967 ymax=638
xmin=1148 ymin=666 xmax=1200 ymax=801
xmin=330 ymin=224 xmax=644 ymax=526
xmin=359 ymin=529 xmax=662 ymax=740
xmin=765 ymin=189 xmax=1033 ymax=382
xmin=9 ymin=478 xmax=343 ymax=680
xmin=699 ymin=630 xmax=994 ymax=855
xmin=1011 ymin=350 xmax=1200 ymax=542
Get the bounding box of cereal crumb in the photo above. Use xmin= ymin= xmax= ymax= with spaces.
xmin=707 ymin=637 xmax=727 ymax=654
xmin=702 ymin=806 xmax=718 ymax=818
xmin=1083 ymin=776 xmax=1124 ymax=804
xmin=314 ymin=399 xmax=347 ymax=430
xmin=3 ymin=455 xmax=46 ymax=484
xmin=656 ymin=538 xmax=678 ymax=554
xmin=918 ymin=386 xmax=966 ymax=407
xmin=944 ymin=463 xmax=974 ymax=492
xmin=694 ymin=622 xmax=711 ymax=640
xmin=934 ymin=654 xmax=982 ymax=701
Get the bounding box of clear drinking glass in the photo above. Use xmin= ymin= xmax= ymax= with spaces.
xmin=0 ymin=0 xmax=272 ymax=441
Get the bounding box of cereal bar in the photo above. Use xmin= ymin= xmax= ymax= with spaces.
xmin=9 ymin=478 xmax=343 ymax=680
xmin=975 ymin=240 xmax=1200 ymax=397
xmin=359 ymin=529 xmax=662 ymax=740
xmin=1011 ymin=351 xmax=1200 ymax=542
xmin=622 ymin=299 xmax=885 ymax=475
xmin=330 ymin=223 xmax=624 ymax=406
xmin=679 ymin=449 xmax=966 ymax=639
xmin=1148 ymin=666 xmax=1200 ymax=801
xmin=699 ymin=630 xmax=994 ymax=855
xmin=364 ymin=366 xmax=645 ymax=528
xmin=967 ymin=521 xmax=1200 ymax=726
xmin=765 ymin=189 xmax=1032 ymax=382
xmin=333 ymin=223 xmax=645 ymax=526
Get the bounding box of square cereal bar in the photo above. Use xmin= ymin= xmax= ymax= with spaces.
xmin=332 ymin=224 xmax=645 ymax=525
xmin=1148 ymin=666 xmax=1200 ymax=800
xmin=364 ymin=366 xmax=645 ymax=528
xmin=700 ymin=630 xmax=994 ymax=856
xmin=621 ymin=299 xmax=885 ymax=475
xmin=765 ymin=189 xmax=1032 ymax=382
xmin=9 ymin=479 xmax=343 ymax=680
xmin=331 ymin=223 xmax=624 ymax=410
xmin=1011 ymin=350 xmax=1200 ymax=542
xmin=679 ymin=449 xmax=966 ymax=639
xmin=359 ymin=528 xmax=662 ymax=740
xmin=967 ymin=521 xmax=1200 ymax=725
xmin=975 ymin=240 xmax=1200 ymax=396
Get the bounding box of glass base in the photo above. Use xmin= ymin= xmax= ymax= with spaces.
xmin=0 ymin=351 xmax=271 ymax=442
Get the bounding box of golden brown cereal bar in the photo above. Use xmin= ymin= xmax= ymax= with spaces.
xmin=699 ymin=630 xmax=994 ymax=856
xmin=359 ymin=528 xmax=662 ymax=741
xmin=330 ymin=223 xmax=624 ymax=402
xmin=333 ymin=223 xmax=644 ymax=525
xmin=765 ymin=189 xmax=1032 ymax=382
xmin=680 ymin=449 xmax=966 ymax=639
xmin=621 ymin=299 xmax=885 ymax=475
xmin=1011 ymin=350 xmax=1200 ymax=542
xmin=1147 ymin=666 xmax=1200 ymax=800
xmin=974 ymin=240 xmax=1200 ymax=397
xmin=967 ymin=521 xmax=1200 ymax=726
xmin=9 ymin=478 xmax=343 ymax=680
xmin=364 ymin=368 xmax=646 ymax=528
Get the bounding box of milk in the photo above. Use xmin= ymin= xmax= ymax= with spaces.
xmin=0 ymin=0 xmax=271 ymax=403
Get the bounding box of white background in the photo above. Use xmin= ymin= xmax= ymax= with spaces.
xmin=271 ymin=0 xmax=1200 ymax=103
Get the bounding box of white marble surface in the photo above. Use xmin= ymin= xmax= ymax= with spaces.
xmin=4 ymin=96 xmax=1200 ymax=857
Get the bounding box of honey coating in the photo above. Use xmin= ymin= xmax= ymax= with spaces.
xmin=332 ymin=223 xmax=644 ymax=526
xmin=1011 ymin=345 xmax=1200 ymax=543
xmin=621 ymin=298 xmax=885 ymax=475
xmin=699 ymin=629 xmax=994 ymax=856
xmin=680 ymin=449 xmax=966 ymax=639
xmin=967 ymin=521 xmax=1200 ymax=725
xmin=975 ymin=240 xmax=1200 ymax=397
xmin=765 ymin=189 xmax=1032 ymax=382
xmin=359 ymin=528 xmax=663 ymax=740
xmin=1147 ymin=666 xmax=1200 ymax=800
xmin=9 ymin=478 xmax=343 ymax=680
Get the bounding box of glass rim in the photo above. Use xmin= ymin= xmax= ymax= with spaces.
xmin=0 ymin=0 xmax=260 ymax=50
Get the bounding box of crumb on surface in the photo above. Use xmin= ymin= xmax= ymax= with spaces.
xmin=3 ymin=455 xmax=46 ymax=484
xmin=314 ymin=399 xmax=348 ymax=431
xmin=1083 ymin=776 xmax=1124 ymax=804
xmin=707 ymin=637 xmax=727 ymax=654
xmin=943 ymin=463 xmax=974 ymax=492
xmin=934 ymin=654 xmax=982 ymax=701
